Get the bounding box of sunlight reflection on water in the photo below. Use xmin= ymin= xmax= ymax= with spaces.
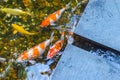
xmin=25 ymin=63 xmax=50 ymax=80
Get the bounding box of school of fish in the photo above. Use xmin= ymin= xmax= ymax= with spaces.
xmin=0 ymin=1 xmax=86 ymax=63
xmin=17 ymin=32 xmax=54 ymax=62
xmin=0 ymin=1 xmax=88 ymax=80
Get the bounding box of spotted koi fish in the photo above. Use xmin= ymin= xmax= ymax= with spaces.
xmin=47 ymin=31 xmax=65 ymax=59
xmin=40 ymin=3 xmax=70 ymax=27
xmin=17 ymin=32 xmax=54 ymax=62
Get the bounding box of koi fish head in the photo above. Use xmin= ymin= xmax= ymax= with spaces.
xmin=54 ymin=40 xmax=64 ymax=50
xmin=40 ymin=18 xmax=50 ymax=27
xmin=47 ymin=48 xmax=58 ymax=59
xmin=1 ymin=8 xmax=7 ymax=12
xmin=60 ymin=31 xmax=65 ymax=40
xmin=11 ymin=23 xmax=21 ymax=31
xmin=47 ymin=40 xmax=64 ymax=59
xmin=11 ymin=24 xmax=17 ymax=29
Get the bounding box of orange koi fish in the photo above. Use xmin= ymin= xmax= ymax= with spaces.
xmin=17 ymin=32 xmax=54 ymax=62
xmin=40 ymin=3 xmax=70 ymax=27
xmin=47 ymin=32 xmax=65 ymax=59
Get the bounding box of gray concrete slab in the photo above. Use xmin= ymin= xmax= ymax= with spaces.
xmin=75 ymin=0 xmax=120 ymax=51
xmin=51 ymin=44 xmax=120 ymax=80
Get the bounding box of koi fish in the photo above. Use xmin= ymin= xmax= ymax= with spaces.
xmin=40 ymin=3 xmax=70 ymax=27
xmin=11 ymin=24 xmax=37 ymax=35
xmin=0 ymin=8 xmax=31 ymax=16
xmin=16 ymin=32 xmax=54 ymax=62
xmin=47 ymin=31 xmax=65 ymax=59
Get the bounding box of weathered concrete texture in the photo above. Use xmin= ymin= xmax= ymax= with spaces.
xmin=75 ymin=0 xmax=120 ymax=51
xmin=51 ymin=45 xmax=120 ymax=80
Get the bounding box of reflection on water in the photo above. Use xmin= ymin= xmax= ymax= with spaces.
xmin=26 ymin=63 xmax=50 ymax=80
xmin=90 ymin=49 xmax=120 ymax=71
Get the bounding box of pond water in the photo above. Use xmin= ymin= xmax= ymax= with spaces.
xmin=0 ymin=0 xmax=88 ymax=80
xmin=0 ymin=0 xmax=120 ymax=80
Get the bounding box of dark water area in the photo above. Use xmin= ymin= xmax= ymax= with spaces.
xmin=73 ymin=33 xmax=120 ymax=55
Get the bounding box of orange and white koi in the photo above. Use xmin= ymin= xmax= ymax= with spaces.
xmin=47 ymin=32 xmax=65 ymax=59
xmin=40 ymin=3 xmax=70 ymax=27
xmin=0 ymin=8 xmax=31 ymax=16
xmin=16 ymin=32 xmax=54 ymax=62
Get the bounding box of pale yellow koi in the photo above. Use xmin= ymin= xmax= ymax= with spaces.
xmin=0 ymin=8 xmax=31 ymax=16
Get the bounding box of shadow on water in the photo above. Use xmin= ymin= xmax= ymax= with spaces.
xmin=72 ymin=31 xmax=120 ymax=73
xmin=73 ymin=33 xmax=120 ymax=55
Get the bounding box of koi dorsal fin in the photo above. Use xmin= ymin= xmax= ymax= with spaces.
xmin=65 ymin=2 xmax=71 ymax=10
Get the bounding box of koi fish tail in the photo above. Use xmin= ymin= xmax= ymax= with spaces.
xmin=26 ymin=9 xmax=33 ymax=16
xmin=50 ymin=31 xmax=54 ymax=43
xmin=72 ymin=0 xmax=87 ymax=12
xmin=26 ymin=12 xmax=32 ymax=16
xmin=24 ymin=31 xmax=37 ymax=35
xmin=66 ymin=33 xmax=74 ymax=44
xmin=51 ymin=25 xmax=72 ymax=33
xmin=72 ymin=3 xmax=81 ymax=12
xmin=58 ymin=26 xmax=66 ymax=36
xmin=0 ymin=8 xmax=3 ymax=12
xmin=0 ymin=5 xmax=3 ymax=8
xmin=60 ymin=31 xmax=65 ymax=40
xmin=29 ymin=33 xmax=37 ymax=35
xmin=65 ymin=2 xmax=71 ymax=10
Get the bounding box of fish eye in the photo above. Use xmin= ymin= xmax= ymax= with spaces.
xmin=59 ymin=42 xmax=61 ymax=45
xmin=57 ymin=42 xmax=62 ymax=47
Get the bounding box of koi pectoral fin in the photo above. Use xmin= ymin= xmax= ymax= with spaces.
xmin=50 ymin=22 xmax=56 ymax=26
xmin=28 ymin=60 xmax=36 ymax=65
xmin=6 ymin=14 xmax=11 ymax=17
xmin=13 ymin=30 xmax=18 ymax=34
xmin=57 ymin=52 xmax=62 ymax=56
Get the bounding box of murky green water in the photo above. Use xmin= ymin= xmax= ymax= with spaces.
xmin=0 ymin=0 xmax=88 ymax=80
